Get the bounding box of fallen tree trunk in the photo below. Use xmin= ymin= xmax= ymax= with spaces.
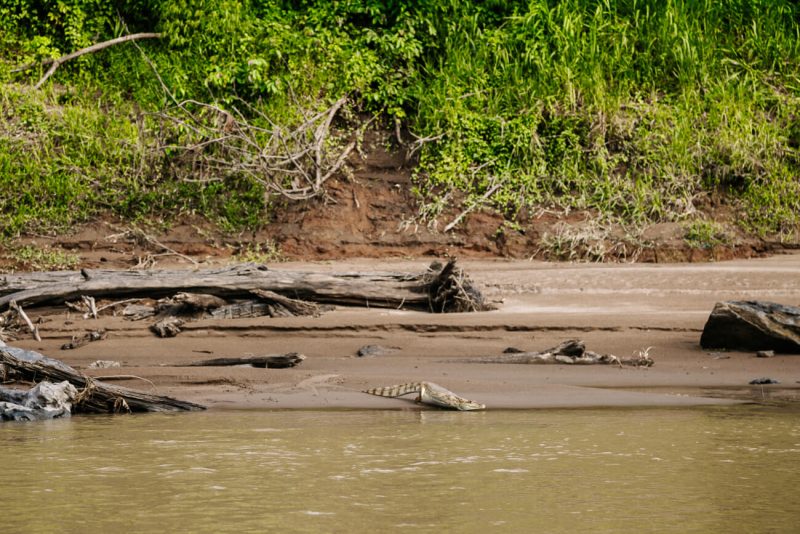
xmin=461 ymin=339 xmax=654 ymax=367
xmin=178 ymin=353 xmax=305 ymax=369
xmin=0 ymin=260 xmax=491 ymax=313
xmin=700 ymin=300 xmax=800 ymax=353
xmin=0 ymin=345 xmax=204 ymax=413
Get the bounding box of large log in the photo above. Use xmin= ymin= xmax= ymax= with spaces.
xmin=700 ymin=300 xmax=800 ymax=353
xmin=0 ymin=345 xmax=205 ymax=413
xmin=0 ymin=260 xmax=492 ymax=313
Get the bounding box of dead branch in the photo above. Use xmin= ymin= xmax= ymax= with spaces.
xmin=460 ymin=339 xmax=654 ymax=367
xmin=0 ymin=345 xmax=204 ymax=413
xmin=95 ymin=298 xmax=142 ymax=315
xmin=82 ymin=295 xmax=98 ymax=319
xmin=9 ymin=301 xmax=40 ymax=342
xmin=13 ymin=33 xmax=163 ymax=89
xmin=444 ymin=182 xmax=501 ymax=232
xmin=178 ymin=352 xmax=305 ymax=369
xmin=249 ymin=289 xmax=324 ymax=317
xmin=61 ymin=329 xmax=107 ymax=350
xmin=106 ymin=228 xmax=199 ymax=265
xmin=153 ymin=94 xmax=354 ymax=201
xmin=86 ymin=375 xmax=157 ymax=390
xmin=404 ymin=131 xmax=446 ymax=164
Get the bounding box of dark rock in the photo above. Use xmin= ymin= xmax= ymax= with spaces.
xmin=356 ymin=344 xmax=400 ymax=358
xmin=503 ymin=347 xmax=525 ymax=354
xmin=700 ymin=301 xmax=800 ymax=353
xmin=749 ymin=377 xmax=780 ymax=385
xmin=0 ymin=380 xmax=78 ymax=421
xmin=150 ymin=317 xmax=185 ymax=338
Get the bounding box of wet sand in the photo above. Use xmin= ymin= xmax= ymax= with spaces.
xmin=12 ymin=253 xmax=800 ymax=410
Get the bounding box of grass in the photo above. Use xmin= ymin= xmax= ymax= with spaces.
xmin=1 ymin=244 xmax=80 ymax=272
xmin=408 ymin=1 xmax=800 ymax=240
xmin=684 ymin=219 xmax=734 ymax=249
xmin=230 ymin=241 xmax=285 ymax=264
xmin=1 ymin=1 xmax=799 ymax=246
xmin=0 ymin=84 xmax=272 ymax=237
xmin=535 ymin=219 xmax=645 ymax=262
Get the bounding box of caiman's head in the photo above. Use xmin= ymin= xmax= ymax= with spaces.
xmin=456 ymin=399 xmax=486 ymax=411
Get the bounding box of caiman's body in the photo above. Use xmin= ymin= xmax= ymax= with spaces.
xmin=364 ymin=381 xmax=485 ymax=411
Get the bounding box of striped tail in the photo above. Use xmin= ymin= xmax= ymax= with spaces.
xmin=364 ymin=382 xmax=422 ymax=398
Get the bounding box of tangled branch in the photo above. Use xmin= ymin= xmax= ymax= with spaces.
xmin=155 ymin=95 xmax=354 ymax=201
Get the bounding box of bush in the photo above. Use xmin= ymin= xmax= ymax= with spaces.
xmin=1 ymin=0 xmax=798 ymax=240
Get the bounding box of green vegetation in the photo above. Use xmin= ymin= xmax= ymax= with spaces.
xmin=1 ymin=243 xmax=80 ymax=271
xmin=1 ymin=1 xmax=798 ymax=243
xmin=684 ymin=218 xmax=733 ymax=249
xmin=231 ymin=240 xmax=285 ymax=264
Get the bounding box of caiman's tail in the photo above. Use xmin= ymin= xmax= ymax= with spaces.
xmin=364 ymin=382 xmax=422 ymax=398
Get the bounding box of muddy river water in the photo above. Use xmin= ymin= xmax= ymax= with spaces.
xmin=3 ymin=407 xmax=799 ymax=533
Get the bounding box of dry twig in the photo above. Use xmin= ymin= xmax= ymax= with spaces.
xmin=9 ymin=301 xmax=40 ymax=342
xmin=154 ymin=95 xmax=353 ymax=201
xmin=106 ymin=228 xmax=198 ymax=266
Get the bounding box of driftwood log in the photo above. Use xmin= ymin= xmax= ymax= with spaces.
xmin=0 ymin=345 xmax=204 ymax=413
xmin=178 ymin=353 xmax=305 ymax=369
xmin=700 ymin=300 xmax=800 ymax=353
xmin=0 ymin=260 xmax=491 ymax=313
xmin=461 ymin=340 xmax=654 ymax=367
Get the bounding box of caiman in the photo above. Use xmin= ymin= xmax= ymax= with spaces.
xmin=364 ymin=382 xmax=485 ymax=411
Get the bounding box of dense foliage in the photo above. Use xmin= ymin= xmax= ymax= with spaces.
xmin=1 ymin=0 xmax=799 ymax=242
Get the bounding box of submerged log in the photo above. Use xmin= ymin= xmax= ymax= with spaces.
xmin=0 ymin=260 xmax=492 ymax=313
xmin=178 ymin=352 xmax=305 ymax=369
xmin=700 ymin=300 xmax=800 ymax=353
xmin=0 ymin=345 xmax=204 ymax=413
xmin=462 ymin=339 xmax=654 ymax=367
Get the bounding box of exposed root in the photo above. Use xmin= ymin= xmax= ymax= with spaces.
xmin=424 ymin=259 xmax=494 ymax=313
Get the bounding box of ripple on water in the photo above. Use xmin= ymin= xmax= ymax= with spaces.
xmin=1 ymin=407 xmax=799 ymax=533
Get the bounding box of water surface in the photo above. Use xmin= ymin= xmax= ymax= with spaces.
xmin=2 ymin=407 xmax=798 ymax=533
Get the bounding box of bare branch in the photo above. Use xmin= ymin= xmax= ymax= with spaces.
xmin=405 ymin=131 xmax=446 ymax=164
xmin=9 ymin=301 xmax=40 ymax=342
xmin=444 ymin=182 xmax=502 ymax=232
xmin=152 ymin=93 xmax=354 ymax=201
xmin=23 ymin=33 xmax=163 ymax=89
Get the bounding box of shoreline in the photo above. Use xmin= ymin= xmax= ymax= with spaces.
xmin=7 ymin=253 xmax=800 ymax=412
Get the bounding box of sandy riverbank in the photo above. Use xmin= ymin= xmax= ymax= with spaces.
xmin=9 ymin=253 xmax=800 ymax=410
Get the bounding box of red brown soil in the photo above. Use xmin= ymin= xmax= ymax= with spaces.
xmin=0 ymin=129 xmax=786 ymax=274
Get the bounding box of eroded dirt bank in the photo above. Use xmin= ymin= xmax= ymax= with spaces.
xmin=3 ymin=126 xmax=794 ymax=274
xmin=6 ymin=253 xmax=800 ymax=410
